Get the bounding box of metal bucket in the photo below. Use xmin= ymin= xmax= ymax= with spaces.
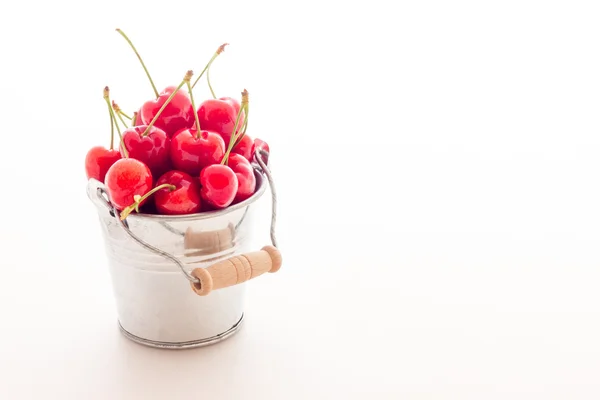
xmin=86 ymin=154 xmax=280 ymax=349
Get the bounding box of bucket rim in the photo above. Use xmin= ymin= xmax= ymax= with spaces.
xmin=92 ymin=168 xmax=268 ymax=222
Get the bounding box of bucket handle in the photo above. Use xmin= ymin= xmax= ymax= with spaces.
xmin=97 ymin=149 xmax=281 ymax=296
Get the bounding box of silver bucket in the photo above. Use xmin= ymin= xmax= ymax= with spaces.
xmin=86 ymin=154 xmax=280 ymax=349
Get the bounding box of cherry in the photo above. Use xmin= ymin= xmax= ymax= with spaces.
xmin=227 ymin=153 xmax=256 ymax=203
xmin=154 ymin=170 xmax=202 ymax=215
xmin=85 ymin=87 xmax=125 ymax=182
xmin=120 ymin=125 xmax=171 ymax=178
xmin=117 ymin=29 xmax=194 ymax=137
xmin=119 ymin=182 xmax=176 ymax=220
xmin=200 ymin=164 xmax=238 ymax=209
xmin=222 ymin=132 xmax=254 ymax=161
xmin=85 ymin=146 xmax=121 ymax=183
xmin=169 ymin=73 xmax=225 ymax=175
xmin=105 ymin=158 xmax=153 ymax=211
xmin=140 ymin=86 xmax=194 ymax=138
xmin=221 ymin=89 xmax=249 ymax=165
xmin=197 ymin=98 xmax=243 ymax=137
xmin=170 ymin=128 xmax=225 ymax=176
xmin=254 ymin=138 xmax=270 ymax=165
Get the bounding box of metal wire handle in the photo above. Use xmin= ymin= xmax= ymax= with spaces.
xmin=96 ymin=152 xmax=278 ymax=284
xmin=255 ymin=149 xmax=278 ymax=248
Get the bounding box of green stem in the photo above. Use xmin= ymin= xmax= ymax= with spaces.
xmin=131 ymin=112 xmax=138 ymax=127
xmin=191 ymin=43 xmax=228 ymax=89
xmin=221 ymin=95 xmax=247 ymax=165
xmin=103 ymin=87 xmax=128 ymax=157
xmin=207 ymin=67 xmax=216 ymax=99
xmin=233 ymin=102 xmax=249 ymax=148
xmin=119 ymin=110 xmax=132 ymax=120
xmin=116 ymin=28 xmax=159 ymax=98
xmin=116 ymin=111 xmax=129 ymax=130
xmin=141 ymin=71 xmax=191 ymax=137
xmin=120 ymin=184 xmax=176 ymax=220
xmin=107 ymin=102 xmax=115 ymax=150
xmin=186 ymin=81 xmax=202 ymax=137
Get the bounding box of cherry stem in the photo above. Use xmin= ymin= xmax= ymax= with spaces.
xmin=120 ymin=184 xmax=176 ymax=220
xmin=221 ymin=89 xmax=249 ymax=165
xmin=106 ymin=102 xmax=115 ymax=150
xmin=186 ymin=81 xmax=202 ymax=137
xmin=103 ymin=87 xmax=128 ymax=157
xmin=116 ymin=28 xmax=159 ymax=99
xmin=131 ymin=112 xmax=138 ymax=127
xmin=112 ymin=101 xmax=131 ymax=120
xmin=191 ymin=43 xmax=228 ymax=89
xmin=115 ymin=109 xmax=129 ymax=130
xmin=141 ymin=71 xmax=192 ymax=137
xmin=207 ymin=67 xmax=216 ymax=98
xmin=233 ymin=101 xmax=250 ymax=148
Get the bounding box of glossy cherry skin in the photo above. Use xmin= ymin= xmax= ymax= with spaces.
xmin=121 ymin=125 xmax=171 ymax=178
xmin=253 ymin=138 xmax=270 ymax=165
xmin=170 ymin=128 xmax=225 ymax=176
xmin=105 ymin=158 xmax=153 ymax=210
xmin=227 ymin=153 xmax=256 ymax=203
xmin=221 ymin=96 xmax=243 ymax=131
xmin=140 ymin=86 xmax=195 ymax=138
xmin=197 ymin=97 xmax=244 ymax=137
xmin=200 ymin=164 xmax=238 ymax=209
xmin=85 ymin=146 xmax=121 ymax=183
xmin=154 ymin=170 xmax=202 ymax=215
xmin=222 ymin=133 xmax=254 ymax=161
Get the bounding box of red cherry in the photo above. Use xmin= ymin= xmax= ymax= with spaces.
xmin=220 ymin=96 xmax=243 ymax=129
xmin=227 ymin=153 xmax=256 ymax=203
xmin=170 ymin=128 xmax=225 ymax=176
xmin=197 ymin=98 xmax=244 ymax=137
xmin=140 ymin=86 xmax=194 ymax=138
xmin=222 ymin=133 xmax=254 ymax=161
xmin=254 ymin=138 xmax=270 ymax=165
xmin=121 ymin=125 xmax=171 ymax=178
xmin=105 ymin=158 xmax=153 ymax=211
xmin=200 ymin=164 xmax=238 ymax=209
xmin=154 ymin=170 xmax=202 ymax=215
xmin=85 ymin=146 xmax=121 ymax=183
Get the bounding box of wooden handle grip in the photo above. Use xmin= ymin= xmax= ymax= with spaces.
xmin=190 ymin=245 xmax=282 ymax=296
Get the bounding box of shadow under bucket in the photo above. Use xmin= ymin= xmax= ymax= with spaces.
xmin=87 ymin=158 xmax=281 ymax=349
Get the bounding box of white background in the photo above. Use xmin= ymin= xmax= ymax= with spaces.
xmin=1 ymin=0 xmax=600 ymax=398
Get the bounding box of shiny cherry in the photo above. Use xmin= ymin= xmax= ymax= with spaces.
xmin=254 ymin=138 xmax=270 ymax=165
xmin=221 ymin=96 xmax=244 ymax=133
xmin=85 ymin=146 xmax=121 ymax=183
xmin=85 ymin=87 xmax=125 ymax=183
xmin=222 ymin=133 xmax=254 ymax=161
xmin=197 ymin=98 xmax=244 ymax=137
xmin=227 ymin=153 xmax=256 ymax=203
xmin=121 ymin=125 xmax=171 ymax=178
xmin=140 ymin=86 xmax=195 ymax=138
xmin=200 ymin=164 xmax=238 ymax=209
xmin=170 ymin=128 xmax=225 ymax=176
xmin=154 ymin=170 xmax=202 ymax=215
xmin=105 ymin=158 xmax=153 ymax=211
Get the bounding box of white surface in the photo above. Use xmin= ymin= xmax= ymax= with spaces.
xmin=1 ymin=1 xmax=600 ymax=398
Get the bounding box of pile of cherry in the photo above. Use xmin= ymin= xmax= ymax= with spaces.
xmin=85 ymin=29 xmax=270 ymax=220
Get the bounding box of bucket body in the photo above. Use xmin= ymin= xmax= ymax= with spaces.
xmin=87 ymin=171 xmax=268 ymax=348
